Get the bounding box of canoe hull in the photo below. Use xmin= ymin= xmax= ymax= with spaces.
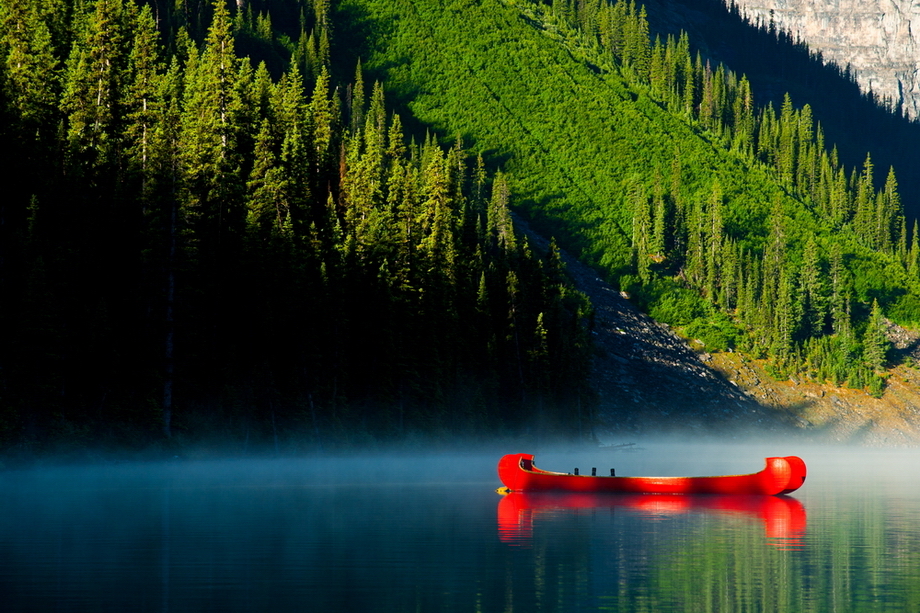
xmin=497 ymin=454 xmax=806 ymax=495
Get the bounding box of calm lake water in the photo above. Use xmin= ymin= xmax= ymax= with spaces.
xmin=3 ymin=443 xmax=920 ymax=612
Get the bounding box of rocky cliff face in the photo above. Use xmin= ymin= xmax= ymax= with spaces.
xmin=729 ymin=0 xmax=920 ymax=116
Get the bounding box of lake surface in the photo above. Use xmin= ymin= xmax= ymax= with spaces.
xmin=3 ymin=443 xmax=920 ymax=612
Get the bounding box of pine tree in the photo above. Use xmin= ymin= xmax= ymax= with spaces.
xmin=630 ymin=181 xmax=651 ymax=282
xmin=852 ymin=153 xmax=875 ymax=246
xmin=651 ymin=170 xmax=667 ymax=257
xmin=276 ymin=64 xmax=310 ymax=233
xmin=1 ymin=3 xmax=59 ymax=133
xmin=771 ymin=267 xmax=799 ymax=364
xmin=488 ymin=171 xmax=514 ymax=253
xmin=863 ymin=299 xmax=888 ymax=374
xmin=246 ymin=118 xmax=285 ymax=235
xmin=880 ymin=166 xmax=901 ymax=255
xmin=201 ymin=0 xmax=238 ymax=160
xmin=909 ymin=220 xmax=920 ymax=279
xmin=705 ymin=181 xmax=723 ymax=299
xmin=350 ymin=59 xmax=365 ymax=135
xmin=777 ymin=93 xmax=796 ymax=187
xmin=799 ymin=237 xmax=827 ymax=337
xmin=419 ymin=145 xmax=456 ymax=281
xmin=179 ymin=0 xmax=245 ymax=246
xmin=125 ymin=4 xmax=163 ymax=182
xmin=309 ymin=65 xmax=335 ymax=184
xmin=719 ymin=238 xmax=738 ymax=310
xmin=829 ymin=242 xmax=851 ymax=339
xmin=732 ymin=75 xmax=754 ymax=155
xmin=62 ymin=0 xmax=131 ymax=165
xmin=764 ymin=195 xmax=786 ymax=284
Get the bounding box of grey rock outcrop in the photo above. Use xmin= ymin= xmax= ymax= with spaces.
xmin=514 ymin=216 xmax=787 ymax=436
xmin=729 ymin=0 xmax=920 ymax=117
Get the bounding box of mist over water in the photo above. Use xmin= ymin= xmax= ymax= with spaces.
xmin=3 ymin=441 xmax=920 ymax=612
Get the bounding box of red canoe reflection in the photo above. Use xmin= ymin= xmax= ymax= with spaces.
xmin=497 ymin=492 xmax=806 ymax=549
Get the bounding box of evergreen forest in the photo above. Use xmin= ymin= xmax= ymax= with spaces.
xmin=343 ymin=0 xmax=920 ymax=394
xmin=0 ymin=0 xmax=593 ymax=453
xmin=2 ymin=0 xmax=920 ymax=455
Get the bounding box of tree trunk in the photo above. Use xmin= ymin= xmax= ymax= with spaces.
xmin=163 ymin=184 xmax=177 ymax=438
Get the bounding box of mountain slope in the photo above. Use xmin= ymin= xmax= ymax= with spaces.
xmin=638 ymin=0 xmax=920 ymax=221
xmin=343 ymin=0 xmax=779 ymax=272
xmin=340 ymin=0 xmax=920 ymax=408
xmin=517 ymin=217 xmax=789 ymax=434
xmin=528 ymin=216 xmax=920 ymax=443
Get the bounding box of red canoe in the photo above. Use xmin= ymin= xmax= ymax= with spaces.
xmin=497 ymin=453 xmax=806 ymax=495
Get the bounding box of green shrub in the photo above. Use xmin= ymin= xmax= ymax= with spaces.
xmin=683 ymin=313 xmax=741 ymax=352
xmin=889 ymin=293 xmax=920 ymax=326
xmin=646 ymin=283 xmax=707 ymax=326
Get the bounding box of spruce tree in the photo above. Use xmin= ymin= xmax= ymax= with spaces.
xmin=62 ymin=0 xmax=130 ymax=165
xmin=863 ymin=299 xmax=888 ymax=374
xmin=125 ymin=4 xmax=163 ymax=183
xmin=909 ymin=220 xmax=920 ymax=279
xmin=799 ymin=237 xmax=827 ymax=338
xmin=2 ymin=4 xmax=59 ymax=134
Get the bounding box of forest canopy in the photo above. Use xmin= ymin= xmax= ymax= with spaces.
xmin=3 ymin=0 xmax=919 ymax=455
xmin=344 ymin=0 xmax=920 ymax=396
xmin=0 ymin=0 xmax=594 ymax=452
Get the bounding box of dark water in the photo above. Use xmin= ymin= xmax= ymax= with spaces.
xmin=3 ymin=444 xmax=920 ymax=612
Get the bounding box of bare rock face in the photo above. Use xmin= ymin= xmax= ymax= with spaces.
xmin=514 ymin=215 xmax=790 ymax=437
xmin=730 ymin=0 xmax=920 ymax=116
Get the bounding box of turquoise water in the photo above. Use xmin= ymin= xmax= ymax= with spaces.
xmin=2 ymin=446 xmax=919 ymax=612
